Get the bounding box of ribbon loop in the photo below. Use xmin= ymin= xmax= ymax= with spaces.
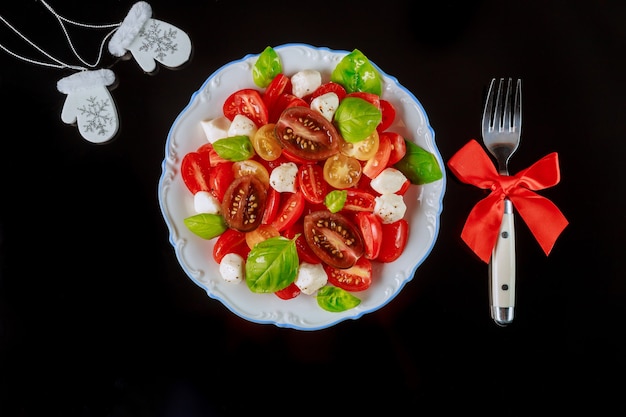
xmin=448 ymin=139 xmax=568 ymax=263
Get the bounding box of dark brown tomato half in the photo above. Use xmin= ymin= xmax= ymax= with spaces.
xmin=221 ymin=175 xmax=267 ymax=232
xmin=274 ymin=106 xmax=342 ymax=161
xmin=303 ymin=211 xmax=365 ymax=269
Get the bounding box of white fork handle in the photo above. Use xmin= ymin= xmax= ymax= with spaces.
xmin=489 ymin=198 xmax=516 ymax=326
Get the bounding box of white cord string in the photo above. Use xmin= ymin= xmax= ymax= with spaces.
xmin=39 ymin=0 xmax=121 ymax=68
xmin=0 ymin=1 xmax=122 ymax=71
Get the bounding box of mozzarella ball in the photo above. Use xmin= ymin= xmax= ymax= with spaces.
xmin=374 ymin=193 xmax=407 ymax=224
xmin=200 ymin=116 xmax=231 ymax=143
xmin=219 ymin=253 xmax=245 ymax=284
xmin=291 ymin=69 xmax=322 ymax=98
xmin=269 ymin=162 xmax=298 ymax=193
xmin=370 ymin=168 xmax=408 ymax=194
xmin=194 ymin=191 xmax=221 ymax=214
xmin=294 ymin=262 xmax=328 ymax=295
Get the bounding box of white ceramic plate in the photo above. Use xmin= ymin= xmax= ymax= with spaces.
xmin=158 ymin=43 xmax=446 ymax=330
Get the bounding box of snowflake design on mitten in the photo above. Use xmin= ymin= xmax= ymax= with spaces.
xmin=78 ymin=96 xmax=116 ymax=137
xmin=138 ymin=20 xmax=180 ymax=62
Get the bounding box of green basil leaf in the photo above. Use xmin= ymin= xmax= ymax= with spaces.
xmin=212 ymin=136 xmax=255 ymax=161
xmin=324 ymin=190 xmax=347 ymax=213
xmin=394 ymin=139 xmax=443 ymax=185
xmin=252 ymin=46 xmax=282 ymax=88
xmin=183 ymin=213 xmax=227 ymax=240
xmin=316 ymin=286 xmax=361 ymax=312
xmin=330 ymin=49 xmax=383 ymax=95
xmin=333 ymin=97 xmax=381 ymax=143
xmin=246 ymin=236 xmax=299 ymax=293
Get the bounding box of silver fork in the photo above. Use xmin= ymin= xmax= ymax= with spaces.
xmin=481 ymin=77 xmax=522 ymax=326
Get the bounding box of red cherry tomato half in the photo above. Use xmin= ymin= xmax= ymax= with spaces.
xmin=324 ymin=256 xmax=373 ymax=292
xmin=221 ymin=175 xmax=267 ymax=232
xmin=271 ymin=191 xmax=305 ymax=232
xmin=181 ymin=151 xmax=212 ymax=194
xmin=268 ymin=93 xmax=308 ymax=123
xmin=377 ymin=99 xmax=396 ymax=132
xmin=196 ymin=142 xmax=229 ymax=167
xmin=355 ymin=211 xmax=383 ymax=260
xmin=298 ymin=163 xmax=330 ymax=205
xmin=209 ymin=161 xmax=235 ymax=201
xmin=383 ymin=131 xmax=407 ymax=165
xmin=263 ymin=73 xmax=292 ymax=114
xmin=213 ymin=228 xmax=250 ymax=264
xmin=261 ymin=186 xmax=281 ymax=225
xmin=275 ymin=106 xmax=342 ymax=161
xmin=377 ymin=219 xmax=409 ymax=263
xmin=362 ymin=131 xmax=392 ymax=179
xmin=342 ymin=189 xmax=376 ymax=212
xmin=274 ymin=282 xmax=301 ymax=300
xmin=223 ymin=88 xmax=268 ymax=127
xmin=283 ymin=222 xmax=321 ymax=264
xmin=303 ymin=211 xmax=364 ymax=269
xmin=308 ymin=81 xmax=347 ymax=102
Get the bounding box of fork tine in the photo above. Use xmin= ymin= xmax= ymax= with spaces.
xmin=502 ymin=78 xmax=514 ymax=132
xmin=493 ymin=78 xmax=506 ymax=132
xmin=481 ymin=78 xmax=497 ymax=133
xmin=513 ymin=78 xmax=522 ymax=134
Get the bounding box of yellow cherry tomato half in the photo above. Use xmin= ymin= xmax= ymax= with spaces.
xmin=340 ymin=129 xmax=379 ymax=161
xmin=251 ymin=123 xmax=282 ymax=161
xmin=323 ymin=153 xmax=362 ymax=189
xmin=232 ymin=159 xmax=270 ymax=187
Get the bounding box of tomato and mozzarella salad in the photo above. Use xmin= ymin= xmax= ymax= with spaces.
xmin=180 ymin=47 xmax=442 ymax=312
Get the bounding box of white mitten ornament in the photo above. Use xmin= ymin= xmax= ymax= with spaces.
xmin=108 ymin=1 xmax=192 ymax=73
xmin=57 ymin=69 xmax=119 ymax=144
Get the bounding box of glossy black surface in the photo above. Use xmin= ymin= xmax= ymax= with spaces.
xmin=1 ymin=1 xmax=625 ymax=415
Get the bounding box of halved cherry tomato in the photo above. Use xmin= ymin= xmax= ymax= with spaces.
xmin=261 ymin=187 xmax=281 ymax=225
xmin=222 ymin=175 xmax=267 ymax=232
xmin=274 ymin=282 xmax=301 ymax=300
xmin=268 ymin=93 xmax=308 ymax=123
xmin=303 ymin=211 xmax=364 ymax=269
xmin=245 ymin=224 xmax=280 ymax=249
xmin=251 ymin=123 xmax=282 ymax=161
xmin=275 ymin=106 xmax=342 ymax=161
xmin=377 ymin=219 xmax=409 ymax=263
xmin=196 ymin=142 xmax=229 ymax=167
xmin=340 ymin=129 xmax=379 ymax=161
xmin=213 ymin=228 xmax=250 ymax=264
xmin=283 ymin=222 xmax=321 ymax=264
xmin=298 ymin=163 xmax=329 ymax=205
xmin=342 ymin=189 xmax=376 ymax=212
xmin=377 ymin=99 xmax=396 ymax=132
xmin=355 ymin=211 xmax=383 ymax=259
xmin=181 ymin=151 xmax=211 ymax=194
xmin=232 ymin=159 xmax=270 ymax=187
xmin=223 ymin=88 xmax=268 ymax=127
xmin=323 ymin=153 xmax=362 ymax=189
xmin=384 ymin=131 xmax=407 ymax=165
xmin=263 ymin=73 xmax=292 ymax=114
xmin=271 ymin=191 xmax=305 ymax=232
xmin=307 ymin=81 xmax=347 ymax=102
xmin=324 ymin=256 xmax=373 ymax=292
xmin=209 ymin=161 xmax=234 ymax=201
xmin=362 ymin=131 xmax=391 ymax=179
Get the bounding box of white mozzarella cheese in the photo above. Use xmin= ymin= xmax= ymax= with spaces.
xmin=370 ymin=167 xmax=408 ymax=194
xmin=291 ymin=69 xmax=322 ymax=98
xmin=227 ymin=114 xmax=258 ymax=137
xmin=193 ymin=191 xmax=221 ymax=214
xmin=310 ymin=92 xmax=339 ymax=121
xmin=294 ymin=262 xmax=328 ymax=295
xmin=219 ymin=253 xmax=245 ymax=284
xmin=374 ymin=193 xmax=407 ymax=224
xmin=200 ymin=116 xmax=231 ymax=143
xmin=269 ymin=162 xmax=298 ymax=193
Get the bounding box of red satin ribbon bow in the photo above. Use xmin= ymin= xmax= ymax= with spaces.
xmin=447 ymin=139 xmax=568 ymax=263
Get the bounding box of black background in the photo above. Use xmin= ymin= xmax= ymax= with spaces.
xmin=1 ymin=1 xmax=625 ymax=416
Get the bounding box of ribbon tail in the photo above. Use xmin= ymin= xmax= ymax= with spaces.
xmin=510 ymin=190 xmax=569 ymax=256
xmin=460 ymin=193 xmax=505 ymax=263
